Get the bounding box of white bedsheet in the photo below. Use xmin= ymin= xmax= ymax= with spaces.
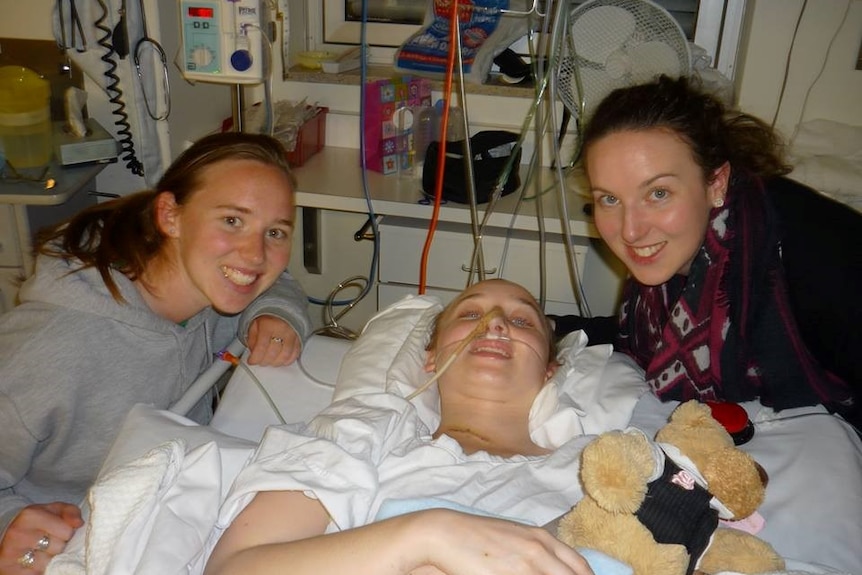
xmin=46 ymin=334 xmax=862 ymax=575
xmin=629 ymin=395 xmax=862 ymax=575
xmin=788 ymin=119 xmax=862 ymax=213
xmin=208 ymin=334 xmax=343 ymax=441
xmin=46 ymin=407 xmax=257 ymax=575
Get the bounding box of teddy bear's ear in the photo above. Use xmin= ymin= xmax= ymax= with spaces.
xmin=701 ymin=447 xmax=766 ymax=519
xmin=668 ymin=401 xmax=718 ymax=428
xmin=658 ymin=401 xmax=734 ymax=450
xmin=579 ymin=430 xmax=657 ymax=514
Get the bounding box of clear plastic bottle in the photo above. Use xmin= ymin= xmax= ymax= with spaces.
xmin=435 ymin=99 xmax=466 ymax=142
xmin=444 ymin=106 xmax=466 ymax=142
xmin=412 ymin=105 xmax=435 ymax=179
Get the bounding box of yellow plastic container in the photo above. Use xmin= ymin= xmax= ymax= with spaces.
xmin=296 ymin=51 xmax=337 ymax=70
xmin=0 ymin=66 xmax=53 ymax=169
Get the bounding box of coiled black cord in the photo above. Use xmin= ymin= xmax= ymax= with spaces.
xmin=94 ymin=0 xmax=144 ymax=177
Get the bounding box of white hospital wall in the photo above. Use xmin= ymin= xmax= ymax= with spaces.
xmin=0 ymin=2 xmax=52 ymax=39
xmin=735 ymin=0 xmax=862 ymax=138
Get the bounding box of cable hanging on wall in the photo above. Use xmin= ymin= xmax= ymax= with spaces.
xmin=303 ymin=0 xmax=380 ymax=331
xmin=401 ymin=0 xmax=594 ymax=316
xmin=94 ymin=0 xmax=144 ymax=177
xmin=461 ymin=0 xmax=593 ymax=316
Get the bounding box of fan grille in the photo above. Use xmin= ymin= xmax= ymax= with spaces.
xmin=555 ymin=0 xmax=691 ymax=122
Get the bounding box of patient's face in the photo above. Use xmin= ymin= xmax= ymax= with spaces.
xmin=425 ymin=280 xmax=556 ymax=393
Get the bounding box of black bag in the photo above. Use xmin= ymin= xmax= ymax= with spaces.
xmin=422 ymin=130 xmax=521 ymax=204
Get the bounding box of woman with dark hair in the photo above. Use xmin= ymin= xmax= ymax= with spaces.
xmin=0 ymin=132 xmax=312 ymax=573
xmin=552 ymin=75 xmax=859 ymax=429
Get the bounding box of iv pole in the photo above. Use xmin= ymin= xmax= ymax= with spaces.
xmin=231 ymin=84 xmax=245 ymax=132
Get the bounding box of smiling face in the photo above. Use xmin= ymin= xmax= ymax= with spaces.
xmin=425 ymin=279 xmax=556 ymax=400
xmin=586 ymin=129 xmax=729 ymax=285
xmin=156 ymin=158 xmax=295 ymax=318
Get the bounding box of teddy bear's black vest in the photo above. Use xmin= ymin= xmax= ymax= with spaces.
xmin=634 ymin=458 xmax=719 ymax=575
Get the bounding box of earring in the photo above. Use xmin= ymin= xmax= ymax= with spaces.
xmin=714 ymin=198 xmax=725 ymax=208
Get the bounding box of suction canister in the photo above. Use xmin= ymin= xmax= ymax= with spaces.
xmin=0 ymin=66 xmax=53 ymax=169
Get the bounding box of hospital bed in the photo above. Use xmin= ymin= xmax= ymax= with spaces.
xmin=208 ymin=334 xmax=344 ymax=441
xmin=45 ymin=296 xmax=862 ymax=575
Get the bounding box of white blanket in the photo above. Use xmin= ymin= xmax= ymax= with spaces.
xmin=46 ymin=406 xmax=255 ymax=575
xmin=49 ymin=440 xmax=217 ymax=575
xmin=213 ymin=394 xmax=594 ymax=537
xmin=48 ymin=399 xmax=860 ymax=575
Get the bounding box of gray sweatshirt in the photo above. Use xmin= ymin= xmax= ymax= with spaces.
xmin=0 ymin=254 xmax=312 ymax=537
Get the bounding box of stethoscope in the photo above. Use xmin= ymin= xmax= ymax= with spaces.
xmin=126 ymin=0 xmax=171 ymax=121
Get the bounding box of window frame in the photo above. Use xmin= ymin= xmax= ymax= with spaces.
xmin=302 ymin=0 xmax=747 ymax=79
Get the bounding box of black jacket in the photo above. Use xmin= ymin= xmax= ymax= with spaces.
xmin=551 ymin=177 xmax=861 ymax=426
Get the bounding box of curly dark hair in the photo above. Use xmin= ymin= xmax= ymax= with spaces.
xmin=581 ymin=75 xmax=791 ymax=183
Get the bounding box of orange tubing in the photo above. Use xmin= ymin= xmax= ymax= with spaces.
xmin=418 ymin=0 xmax=460 ymax=294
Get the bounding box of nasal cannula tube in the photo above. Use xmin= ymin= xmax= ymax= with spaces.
xmin=406 ymin=307 xmax=506 ymax=401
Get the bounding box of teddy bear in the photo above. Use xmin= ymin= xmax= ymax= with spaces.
xmin=557 ymin=401 xmax=785 ymax=575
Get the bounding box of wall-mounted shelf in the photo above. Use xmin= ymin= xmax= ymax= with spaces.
xmin=291 ymin=146 xmax=598 ymax=237
xmin=284 ymin=65 xmax=537 ymax=99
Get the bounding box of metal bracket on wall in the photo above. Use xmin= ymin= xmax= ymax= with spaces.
xmin=302 ymin=207 xmax=321 ymax=274
xmin=353 ymin=215 xmax=379 ymax=242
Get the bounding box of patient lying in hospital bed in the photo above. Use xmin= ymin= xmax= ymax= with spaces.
xmin=45 ymin=286 xmax=862 ymax=575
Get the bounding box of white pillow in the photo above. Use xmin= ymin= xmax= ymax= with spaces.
xmin=335 ymin=295 xmax=649 ymax=444
xmin=333 ymin=295 xmax=443 ymax=401
xmin=531 ymin=332 xmax=650 ymax=444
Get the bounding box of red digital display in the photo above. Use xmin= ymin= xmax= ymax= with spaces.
xmin=188 ymin=7 xmax=214 ymax=18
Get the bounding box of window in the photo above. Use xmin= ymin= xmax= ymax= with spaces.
xmin=307 ymin=0 xmax=746 ymax=79
xmin=343 ymin=0 xmax=425 ymax=26
xmin=317 ymin=0 xmax=425 ymax=47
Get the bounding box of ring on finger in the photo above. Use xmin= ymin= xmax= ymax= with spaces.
xmin=270 ymin=336 xmax=284 ymax=344
xmin=18 ymin=549 xmax=36 ymax=569
xmin=36 ymin=535 xmax=50 ymax=551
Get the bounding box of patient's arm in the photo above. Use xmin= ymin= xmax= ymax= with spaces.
xmin=205 ymin=491 xmax=594 ymax=575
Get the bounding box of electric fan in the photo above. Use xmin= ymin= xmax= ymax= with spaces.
xmin=554 ymin=0 xmax=691 ymax=125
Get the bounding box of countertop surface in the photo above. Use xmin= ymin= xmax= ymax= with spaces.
xmin=285 ymin=65 xmax=536 ymax=99
xmin=0 ymin=161 xmax=107 ymax=205
xmin=292 ymin=146 xmax=598 ymax=238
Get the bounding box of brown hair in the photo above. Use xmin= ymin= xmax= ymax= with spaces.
xmin=35 ymin=132 xmax=295 ymax=301
xmin=582 ymin=75 xmax=791 ymax=183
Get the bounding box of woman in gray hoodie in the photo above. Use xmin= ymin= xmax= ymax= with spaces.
xmin=0 ymin=132 xmax=313 ymax=574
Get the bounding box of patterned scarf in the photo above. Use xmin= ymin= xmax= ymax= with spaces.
xmin=617 ymin=174 xmax=851 ymax=412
